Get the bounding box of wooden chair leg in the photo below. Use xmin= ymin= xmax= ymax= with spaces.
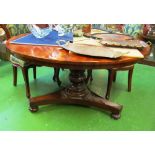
xmin=86 ymin=69 xmax=93 ymax=83
xmin=53 ymin=68 xmax=61 ymax=86
xmin=106 ymin=69 xmax=115 ymax=100
xmin=13 ymin=65 xmax=17 ymax=86
xmin=113 ymin=71 xmax=117 ymax=82
xmin=22 ymin=67 xmax=31 ymax=98
xmin=128 ymin=67 xmax=134 ymax=92
xmin=33 ymin=66 xmax=36 ymax=79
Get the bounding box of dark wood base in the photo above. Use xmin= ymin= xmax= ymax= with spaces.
xmin=29 ymin=69 xmax=123 ymax=119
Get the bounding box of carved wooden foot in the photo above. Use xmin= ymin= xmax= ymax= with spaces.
xmin=29 ymin=70 xmax=123 ymax=119
xmin=111 ymin=113 xmax=121 ymax=120
xmin=29 ymin=105 xmax=39 ymax=112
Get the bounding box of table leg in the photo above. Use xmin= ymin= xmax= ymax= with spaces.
xmin=29 ymin=69 xmax=123 ymax=119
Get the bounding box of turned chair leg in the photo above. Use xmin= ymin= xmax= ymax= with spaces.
xmin=22 ymin=67 xmax=31 ymax=98
xmin=13 ymin=65 xmax=17 ymax=86
xmin=128 ymin=67 xmax=134 ymax=92
xmin=106 ymin=69 xmax=115 ymax=100
xmin=105 ymin=66 xmax=134 ymax=99
xmin=113 ymin=71 xmax=117 ymax=82
xmin=53 ymin=68 xmax=61 ymax=86
xmin=33 ymin=66 xmax=36 ymax=79
xmin=86 ymin=69 xmax=93 ymax=83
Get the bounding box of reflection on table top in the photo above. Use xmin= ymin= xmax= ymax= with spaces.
xmin=6 ymin=34 xmax=151 ymax=69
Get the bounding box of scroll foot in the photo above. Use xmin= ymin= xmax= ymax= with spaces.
xmin=111 ymin=113 xmax=121 ymax=119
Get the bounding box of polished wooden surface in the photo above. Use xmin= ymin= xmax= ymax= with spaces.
xmin=6 ymin=33 xmax=151 ymax=119
xmin=1 ymin=24 xmax=61 ymax=98
xmin=6 ymin=34 xmax=151 ymax=69
xmin=85 ymin=33 xmax=139 ymax=100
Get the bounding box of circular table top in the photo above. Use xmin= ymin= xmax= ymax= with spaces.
xmin=6 ymin=34 xmax=151 ymax=69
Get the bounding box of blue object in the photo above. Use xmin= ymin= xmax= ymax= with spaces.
xmin=11 ymin=30 xmax=73 ymax=46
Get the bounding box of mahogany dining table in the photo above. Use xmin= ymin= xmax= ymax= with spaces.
xmin=6 ymin=33 xmax=151 ymax=119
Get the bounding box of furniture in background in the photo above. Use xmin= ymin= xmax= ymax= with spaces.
xmin=123 ymin=24 xmax=143 ymax=39
xmin=0 ymin=24 xmax=60 ymax=98
xmin=0 ymin=24 xmax=38 ymax=98
xmin=0 ymin=27 xmax=9 ymax=60
xmin=53 ymin=24 xmax=92 ymax=84
xmin=136 ymin=24 xmax=154 ymax=66
xmin=139 ymin=34 xmax=155 ymax=66
xmin=106 ymin=25 xmax=143 ymax=99
xmin=86 ymin=25 xmax=144 ymax=99
xmin=106 ymin=65 xmax=134 ymax=99
xmin=6 ymin=34 xmax=150 ymax=119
